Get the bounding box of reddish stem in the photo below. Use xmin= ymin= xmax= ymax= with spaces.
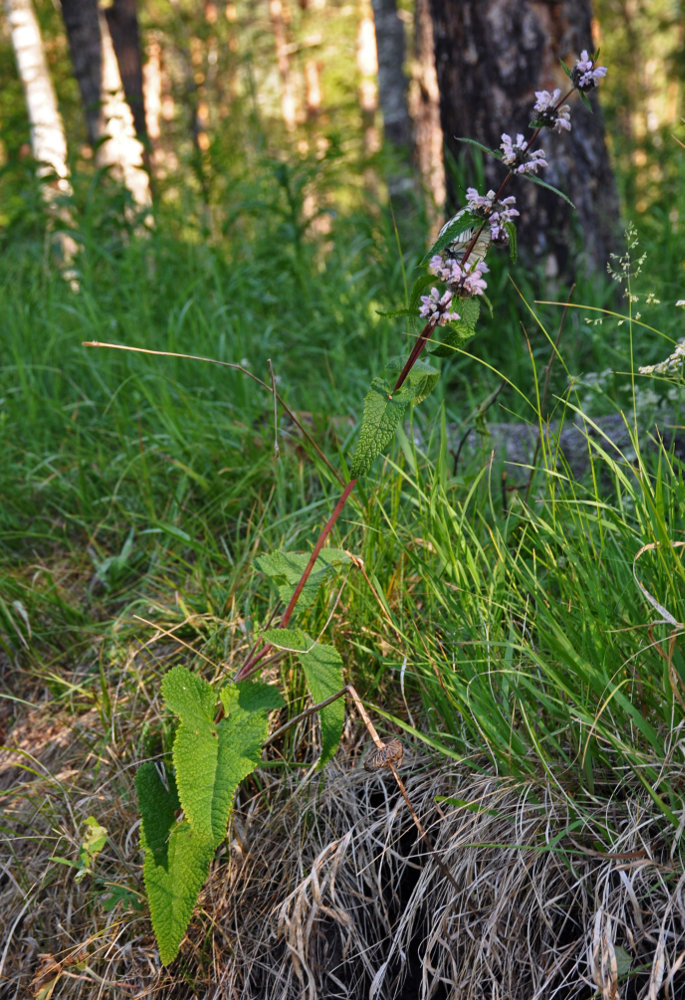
xmin=280 ymin=478 xmax=357 ymax=628
xmin=234 ymin=478 xmax=358 ymax=681
xmin=236 ymin=87 xmax=579 ymax=682
xmin=392 ymin=318 xmax=437 ymax=393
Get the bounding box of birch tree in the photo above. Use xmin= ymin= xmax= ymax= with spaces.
xmin=60 ymin=0 xmax=151 ymax=211
xmin=4 ymin=0 xmax=77 ymax=267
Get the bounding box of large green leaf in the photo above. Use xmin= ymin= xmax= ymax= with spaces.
xmin=162 ymin=667 xmax=283 ymax=841
xmin=350 ymin=362 xmax=438 ymax=478
xmin=257 ymin=548 xmax=351 ymax=614
xmin=263 ymin=627 xmax=344 ymax=766
xmin=350 ymin=377 xmax=410 ymax=478
xmin=137 ymin=763 xmax=214 ymax=966
xmin=384 ymin=357 xmax=439 ymax=405
xmin=138 ymin=668 xmax=284 ymax=963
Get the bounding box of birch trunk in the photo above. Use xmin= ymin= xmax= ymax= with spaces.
xmin=60 ymin=0 xmax=151 ymax=211
xmin=98 ymin=8 xmax=151 ymax=210
xmin=5 ymin=0 xmax=71 ymax=190
xmin=4 ymin=0 xmax=78 ymax=269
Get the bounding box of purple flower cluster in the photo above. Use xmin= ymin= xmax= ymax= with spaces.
xmin=429 ymin=255 xmax=489 ymax=297
xmin=500 ymin=133 xmax=549 ymax=175
xmin=419 ymin=255 xmax=489 ymax=325
xmin=417 ymin=49 xmax=608 ymax=328
xmin=418 ymin=287 xmax=460 ymax=326
xmin=531 ymin=89 xmax=571 ymax=133
xmin=572 ymin=49 xmax=608 ymax=91
xmin=466 ymin=188 xmax=519 ymax=242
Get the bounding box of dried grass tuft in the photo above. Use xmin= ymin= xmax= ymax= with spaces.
xmin=3 ymin=696 xmax=685 ymax=999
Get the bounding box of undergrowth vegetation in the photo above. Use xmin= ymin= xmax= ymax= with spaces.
xmin=2 ymin=83 xmax=685 ymax=999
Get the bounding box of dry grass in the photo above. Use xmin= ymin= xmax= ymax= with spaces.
xmin=3 ymin=650 xmax=685 ymax=1000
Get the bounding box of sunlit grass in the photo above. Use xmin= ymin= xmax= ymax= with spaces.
xmin=2 ymin=168 xmax=685 ymax=995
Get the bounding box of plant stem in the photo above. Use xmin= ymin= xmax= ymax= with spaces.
xmin=392 ymin=318 xmax=437 ymax=392
xmin=234 ymin=478 xmax=358 ymax=681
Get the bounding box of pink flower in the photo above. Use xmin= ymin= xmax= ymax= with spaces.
xmin=419 ymin=287 xmax=460 ymax=326
xmin=572 ymin=50 xmax=607 ymax=91
xmin=500 ymin=133 xmax=548 ymax=175
xmin=531 ymin=89 xmax=572 ymax=133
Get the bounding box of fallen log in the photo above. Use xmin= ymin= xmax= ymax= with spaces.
xmin=453 ymin=410 xmax=685 ymax=479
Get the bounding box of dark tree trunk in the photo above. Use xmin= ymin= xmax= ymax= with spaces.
xmin=104 ymin=0 xmax=147 ymax=142
xmin=411 ymin=0 xmax=445 ymax=220
xmin=369 ymin=0 xmax=411 ymax=150
xmin=60 ymin=0 xmax=102 ymax=147
xmin=428 ymin=0 xmax=620 ymax=276
xmin=369 ymin=0 xmax=415 ymax=212
xmin=60 ymin=0 xmax=151 ymax=209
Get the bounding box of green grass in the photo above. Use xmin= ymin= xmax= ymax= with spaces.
xmin=3 ymin=173 xmax=684 ymax=793
xmin=2 ymin=156 xmax=685 ymax=995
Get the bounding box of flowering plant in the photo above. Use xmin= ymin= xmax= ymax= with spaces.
xmin=234 ymin=48 xmax=610 ymax=685
xmin=130 ymin=48 xmax=609 ymax=966
xmin=411 ymin=48 xmax=607 ymax=370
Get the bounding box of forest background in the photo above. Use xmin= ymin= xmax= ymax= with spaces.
xmin=2 ymin=1 xmax=685 ymax=998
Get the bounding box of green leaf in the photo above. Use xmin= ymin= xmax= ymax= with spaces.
xmin=136 ymin=761 xmax=180 ymax=868
xmin=455 ymin=136 xmax=502 ymax=160
xmin=505 ymin=220 xmax=518 ymax=262
xmin=75 ymin=816 xmax=108 ymax=879
xmin=298 ymin=641 xmax=345 ymax=767
xmin=262 ymin=625 xmax=313 ymax=653
xmin=137 ymin=671 xmax=284 ymax=964
xmin=137 ymin=762 xmax=211 ymax=965
xmin=430 ymin=297 xmax=481 ymax=357
xmin=384 ymin=356 xmax=440 ymax=406
xmin=162 ymin=664 xmax=216 ymax=723
xmin=257 ymin=548 xmax=351 ymax=614
xmin=162 ymin=666 xmax=283 ymax=841
xmin=162 ymin=667 xmax=223 ymax=841
xmin=142 ymin=815 xmax=215 ymax=965
xmin=408 ymin=271 xmax=442 ymax=315
xmin=262 ymin=627 xmax=344 ymax=766
xmin=423 ymin=210 xmax=480 ymax=261
xmin=524 ymin=173 xmax=575 ymax=207
xmin=350 ymin=377 xmax=411 ymax=478
xmin=215 ymin=681 xmax=286 ymax=830
xmin=350 ymin=362 xmax=440 ymax=477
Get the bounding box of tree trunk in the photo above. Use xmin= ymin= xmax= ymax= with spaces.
xmin=369 ymin=0 xmax=411 ymax=149
xmin=104 ymin=0 xmax=147 ymax=143
xmin=357 ymin=7 xmax=380 ymax=158
xmin=60 ymin=0 xmax=102 ymax=148
xmin=369 ymin=0 xmax=415 ymax=211
xmin=411 ymin=0 xmax=445 ymax=222
xmin=60 ymin=0 xmax=151 ymax=210
xmin=98 ymin=8 xmax=151 ymax=209
xmin=5 ymin=0 xmax=78 ymax=269
xmin=428 ymin=0 xmax=620 ymax=276
xmin=269 ymin=0 xmax=297 ymax=129
xmin=6 ymin=0 xmax=71 ymax=185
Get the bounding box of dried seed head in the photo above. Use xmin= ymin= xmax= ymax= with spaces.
xmin=363 ymin=738 xmax=404 ymax=772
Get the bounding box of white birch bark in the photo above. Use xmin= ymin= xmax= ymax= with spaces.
xmin=4 ymin=0 xmax=71 ymax=190
xmin=4 ymin=0 xmax=78 ymax=272
xmin=97 ymin=10 xmax=151 ymax=211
